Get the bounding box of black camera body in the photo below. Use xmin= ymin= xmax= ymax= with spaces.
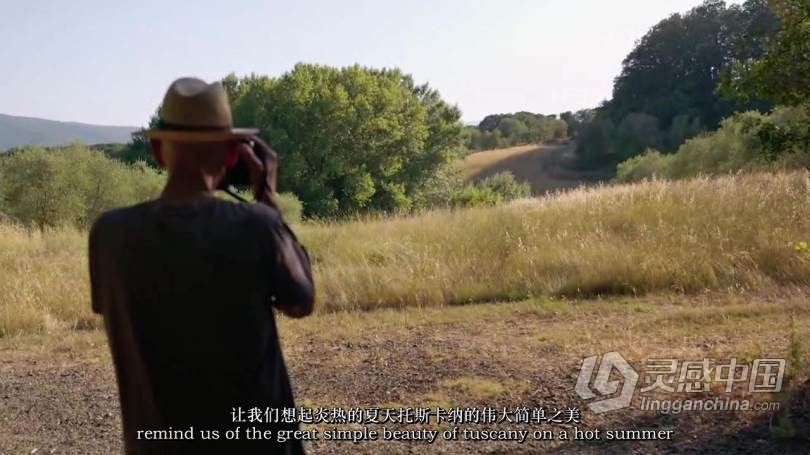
xmin=218 ymin=139 xmax=268 ymax=200
xmin=219 ymin=139 xmax=265 ymax=187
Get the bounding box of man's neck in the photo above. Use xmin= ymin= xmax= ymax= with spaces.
xmin=160 ymin=172 xmax=217 ymax=204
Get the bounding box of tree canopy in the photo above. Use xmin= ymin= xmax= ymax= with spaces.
xmin=577 ymin=0 xmax=779 ymax=168
xmin=228 ymin=64 xmax=463 ymax=217
xmin=464 ymin=112 xmax=567 ymax=151
xmin=722 ymin=0 xmax=810 ymax=105
xmin=119 ymin=65 xmax=465 ymax=218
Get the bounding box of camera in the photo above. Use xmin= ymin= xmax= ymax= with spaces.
xmin=218 ymin=139 xmax=267 ymax=193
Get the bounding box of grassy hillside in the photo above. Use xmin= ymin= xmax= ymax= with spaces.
xmin=1 ymin=170 xmax=808 ymax=337
xmin=0 ymin=113 xmax=137 ymax=152
xmin=461 ymin=142 xmax=609 ymax=194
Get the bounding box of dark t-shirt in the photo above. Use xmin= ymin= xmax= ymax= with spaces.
xmin=88 ymin=196 xmax=313 ymax=454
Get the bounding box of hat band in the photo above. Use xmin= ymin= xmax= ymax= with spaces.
xmin=158 ymin=121 xmax=233 ymax=132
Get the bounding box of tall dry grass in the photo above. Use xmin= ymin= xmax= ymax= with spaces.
xmin=303 ymin=170 xmax=810 ymax=311
xmin=0 ymin=224 xmax=91 ymax=337
xmin=1 ymin=170 xmax=808 ymax=337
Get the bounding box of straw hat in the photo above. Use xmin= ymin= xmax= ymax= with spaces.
xmin=137 ymin=77 xmax=258 ymax=142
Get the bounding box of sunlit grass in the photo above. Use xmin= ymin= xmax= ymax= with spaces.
xmin=1 ymin=170 xmax=808 ymax=337
xmin=300 ymin=170 xmax=810 ymax=311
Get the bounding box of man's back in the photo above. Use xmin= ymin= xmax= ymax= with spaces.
xmin=89 ymin=196 xmax=311 ymax=454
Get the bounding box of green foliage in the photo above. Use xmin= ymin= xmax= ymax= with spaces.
xmin=477 ymin=171 xmax=531 ymax=201
xmin=578 ymin=0 xmax=778 ymax=170
xmin=616 ymin=105 xmax=810 ymax=181
xmin=412 ymin=162 xmax=465 ymax=208
xmin=0 ymin=144 xmax=165 ymax=229
xmin=560 ymin=109 xmax=596 ymax=139
xmin=274 ymin=192 xmax=304 ymax=223
xmin=723 ymin=0 xmax=810 ymax=105
xmin=220 ymin=188 xmax=305 ymax=223
xmin=222 ymin=64 xmax=463 ymax=218
xmin=113 ymin=108 xmax=163 ymax=165
xmin=449 ymin=171 xmax=530 ymax=207
xmin=576 ymin=117 xmax=617 ymax=167
xmin=465 ymin=112 xmax=567 ymax=151
xmin=449 ymin=185 xmax=501 ymax=207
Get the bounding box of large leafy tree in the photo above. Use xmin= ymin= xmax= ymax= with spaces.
xmin=608 ymin=0 xmax=777 ymax=128
xmin=577 ymin=0 xmax=779 ymax=168
xmin=121 ymin=65 xmax=462 ymax=218
xmin=723 ymin=0 xmax=810 ymax=105
xmin=227 ymin=64 xmax=463 ymax=217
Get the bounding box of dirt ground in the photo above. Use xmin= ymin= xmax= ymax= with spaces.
xmin=2 ymin=289 xmax=810 ymax=454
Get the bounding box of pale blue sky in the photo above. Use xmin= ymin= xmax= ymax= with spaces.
xmin=1 ymin=0 xmax=733 ymax=126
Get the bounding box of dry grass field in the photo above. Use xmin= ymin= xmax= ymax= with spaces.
xmin=1 ymin=169 xmax=809 ymax=453
xmin=2 ymin=170 xmax=809 ymax=334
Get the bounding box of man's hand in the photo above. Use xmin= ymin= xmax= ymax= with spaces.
xmin=235 ymin=137 xmax=279 ymax=209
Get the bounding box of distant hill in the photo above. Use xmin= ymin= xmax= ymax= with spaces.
xmin=460 ymin=142 xmax=610 ymax=194
xmin=0 ymin=113 xmax=137 ymax=152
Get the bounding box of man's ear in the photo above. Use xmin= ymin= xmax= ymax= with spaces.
xmin=150 ymin=139 xmax=164 ymax=167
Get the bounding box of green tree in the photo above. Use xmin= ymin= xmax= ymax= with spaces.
xmin=478 ymin=171 xmax=531 ymax=200
xmin=577 ymin=0 xmax=778 ymax=169
xmin=497 ymin=118 xmax=528 ymax=145
xmin=114 ymin=108 xmax=163 ymax=165
xmin=229 ymin=64 xmax=462 ymax=217
xmin=723 ymin=0 xmax=810 ymax=105
xmin=0 ymin=145 xmax=164 ymax=229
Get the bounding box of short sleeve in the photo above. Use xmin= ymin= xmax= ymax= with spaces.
xmin=257 ymin=207 xmax=315 ymax=315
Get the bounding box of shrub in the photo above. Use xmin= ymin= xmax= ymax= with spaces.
xmin=447 ymin=171 xmax=530 ymax=208
xmin=0 ymin=144 xmax=165 ymax=229
xmin=412 ymin=162 xmax=465 ymax=209
xmin=616 ymin=106 xmax=810 ymax=182
xmin=478 ymin=171 xmax=531 ymax=201
xmin=275 ymin=192 xmax=303 ymax=223
xmin=449 ymin=185 xmax=501 ymax=207
xmin=616 ymin=150 xmax=672 ymax=181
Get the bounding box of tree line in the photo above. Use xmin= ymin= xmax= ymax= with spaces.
xmin=119 ymin=64 xmax=477 ymax=219
xmin=616 ymin=0 xmax=810 ymax=180
xmin=1 ymin=64 xmax=535 ymax=228
xmin=576 ymin=0 xmax=782 ymax=169
xmin=462 ymin=112 xmax=568 ymax=151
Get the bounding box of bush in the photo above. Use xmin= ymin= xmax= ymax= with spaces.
xmin=275 ymin=192 xmax=303 ymax=223
xmin=478 ymin=171 xmax=531 ymax=201
xmin=616 ymin=150 xmax=672 ymax=182
xmin=412 ymin=162 xmax=465 ymax=208
xmin=616 ymin=106 xmax=810 ymax=182
xmin=449 ymin=185 xmax=501 ymax=207
xmin=448 ymin=171 xmax=529 ymax=208
xmin=0 ymin=144 xmax=165 ymax=229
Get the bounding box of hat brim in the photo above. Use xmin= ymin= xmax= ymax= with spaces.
xmin=137 ymin=128 xmax=259 ymax=142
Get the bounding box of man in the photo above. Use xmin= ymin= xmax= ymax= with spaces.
xmin=89 ymin=77 xmax=314 ymax=454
